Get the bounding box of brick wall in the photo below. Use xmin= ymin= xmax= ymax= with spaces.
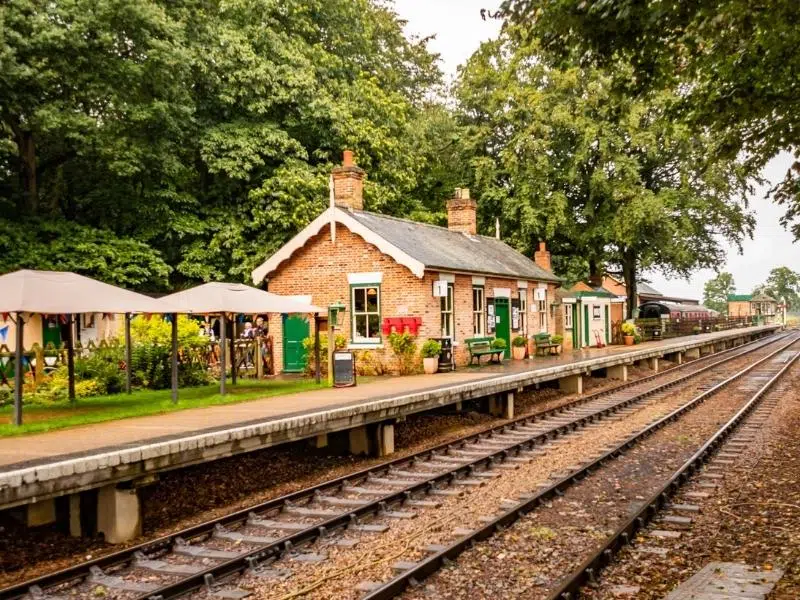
xmin=728 ymin=301 xmax=750 ymax=317
xmin=264 ymin=223 xmax=557 ymax=372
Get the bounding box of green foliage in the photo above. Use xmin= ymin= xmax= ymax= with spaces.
xmin=491 ymin=338 xmax=507 ymax=350
xmin=502 ymin=0 xmax=799 ymax=238
xmin=388 ymin=332 xmax=418 ymax=375
xmin=753 ymin=267 xmax=800 ymax=310
xmin=129 ymin=315 xmax=210 ymax=389
xmin=703 ymin=272 xmax=736 ymax=315
xmin=420 ymin=339 xmax=442 ymax=359
xmin=512 ymin=335 xmax=527 ymax=348
xmin=73 ymin=348 xmax=126 ymax=395
xmin=0 ymin=0 xmax=447 ymax=286
xmin=301 ymin=333 xmax=346 ymax=377
xmin=550 ymin=334 xmax=563 ymax=345
xmin=621 ymin=322 xmax=636 ymax=337
xmin=456 ymin=30 xmax=754 ymax=318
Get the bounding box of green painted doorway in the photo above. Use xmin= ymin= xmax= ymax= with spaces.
xmin=42 ymin=316 xmax=62 ymax=348
xmin=494 ymin=298 xmax=511 ymax=358
xmin=571 ymin=303 xmax=578 ymax=349
xmin=282 ymin=314 xmax=309 ymax=373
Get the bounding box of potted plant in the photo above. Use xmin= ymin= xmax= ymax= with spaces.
xmin=491 ymin=337 xmax=507 ymax=359
xmin=421 ymin=339 xmax=442 ymax=374
xmin=511 ymin=336 xmax=527 ymax=360
xmin=621 ymin=322 xmax=636 ymax=346
xmin=692 ymin=325 xmax=702 ymax=335
xmin=551 ymin=334 xmax=563 ymax=353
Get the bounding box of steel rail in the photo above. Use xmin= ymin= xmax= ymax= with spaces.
xmin=362 ymin=333 xmax=800 ymax=600
xmin=0 ymin=332 xmax=782 ymax=600
xmin=545 ymin=339 xmax=800 ymax=600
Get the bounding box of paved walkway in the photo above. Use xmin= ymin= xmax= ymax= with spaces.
xmin=0 ymin=328 xmax=771 ymax=471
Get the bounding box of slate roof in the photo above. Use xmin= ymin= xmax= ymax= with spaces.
xmin=346 ymin=209 xmax=561 ymax=283
xmin=637 ymin=282 xmax=663 ymax=296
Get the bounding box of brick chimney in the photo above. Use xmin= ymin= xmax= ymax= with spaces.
xmin=447 ymin=188 xmax=477 ymax=235
xmin=331 ymin=149 xmax=364 ymax=210
xmin=534 ymin=241 xmax=552 ymax=272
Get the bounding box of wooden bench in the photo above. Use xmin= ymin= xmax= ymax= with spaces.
xmin=533 ymin=333 xmax=560 ymax=356
xmin=465 ymin=336 xmax=504 ymax=365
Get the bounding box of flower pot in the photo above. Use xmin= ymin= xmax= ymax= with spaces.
xmin=423 ymin=356 xmax=439 ymax=374
xmin=624 ymin=335 xmax=634 ymax=346
xmin=512 ymin=345 xmax=526 ymax=360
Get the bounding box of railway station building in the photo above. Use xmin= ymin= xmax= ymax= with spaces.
xmin=727 ymin=293 xmax=778 ymax=320
xmin=251 ymin=151 xmax=561 ymax=372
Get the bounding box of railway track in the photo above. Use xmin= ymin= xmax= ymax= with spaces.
xmin=1 ymin=332 xmax=790 ymax=600
xmin=364 ymin=333 xmax=800 ymax=600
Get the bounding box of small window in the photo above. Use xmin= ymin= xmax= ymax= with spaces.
xmin=472 ymin=286 xmax=485 ymax=335
xmin=564 ymin=306 xmax=573 ymax=330
xmin=538 ymin=298 xmax=547 ymax=332
xmin=519 ymin=290 xmax=527 ymax=335
xmin=351 ymin=285 xmax=381 ymax=343
xmin=593 ymin=305 xmax=601 ymax=320
xmin=441 ymin=282 xmax=455 ymax=338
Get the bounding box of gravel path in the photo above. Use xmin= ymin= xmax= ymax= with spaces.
xmin=581 ymin=362 xmax=800 ymax=599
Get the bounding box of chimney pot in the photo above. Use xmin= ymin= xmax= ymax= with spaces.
xmin=343 ymin=149 xmax=354 ymax=167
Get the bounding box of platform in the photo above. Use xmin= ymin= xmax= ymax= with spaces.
xmin=0 ymin=325 xmax=779 ymax=512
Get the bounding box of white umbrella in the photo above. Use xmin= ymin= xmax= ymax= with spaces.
xmin=160 ymin=282 xmax=322 ymax=315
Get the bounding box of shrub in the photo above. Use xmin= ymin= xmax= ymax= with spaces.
xmin=421 ymin=339 xmax=442 ymax=359
xmin=354 ymin=350 xmax=387 ymax=376
xmin=551 ymin=334 xmax=563 ymax=345
xmin=692 ymin=325 xmax=702 ymax=334
xmin=621 ymin=322 xmax=636 ymax=336
xmin=301 ymin=334 xmax=347 ymax=377
xmin=388 ymin=332 xmax=418 ymax=375
xmin=633 ymin=333 xmax=643 ymax=344
xmin=512 ymin=335 xmax=527 ymax=348
xmin=491 ymin=337 xmax=507 ymax=350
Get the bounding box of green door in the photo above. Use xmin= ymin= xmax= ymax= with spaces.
xmin=42 ymin=316 xmax=62 ymax=348
xmin=282 ymin=315 xmax=309 ymax=373
xmin=571 ymin=304 xmax=578 ymax=349
xmin=494 ymin=298 xmax=511 ymax=359
xmin=583 ymin=304 xmax=590 ymax=348
xmin=605 ymin=305 xmax=610 ymax=344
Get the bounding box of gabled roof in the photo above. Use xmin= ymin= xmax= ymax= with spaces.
xmin=252 ymin=207 xmax=561 ymax=284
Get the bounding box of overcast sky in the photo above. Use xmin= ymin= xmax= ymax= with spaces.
xmin=392 ymin=0 xmax=798 ymax=300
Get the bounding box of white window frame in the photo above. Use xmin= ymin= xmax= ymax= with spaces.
xmin=538 ymin=298 xmax=547 ymax=332
xmin=564 ymin=306 xmax=573 ymax=330
xmin=351 ymin=284 xmax=381 ymax=344
xmin=473 ymin=286 xmax=485 ymax=335
xmin=441 ymin=282 xmax=455 ymax=339
xmin=519 ymin=289 xmax=527 ymax=335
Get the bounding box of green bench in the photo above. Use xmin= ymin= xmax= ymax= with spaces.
xmin=533 ymin=333 xmax=560 ymax=356
xmin=465 ymin=336 xmax=504 ymax=365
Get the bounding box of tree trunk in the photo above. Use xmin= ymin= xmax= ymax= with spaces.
xmin=5 ymin=112 xmax=39 ymax=214
xmin=622 ymin=249 xmax=638 ymax=320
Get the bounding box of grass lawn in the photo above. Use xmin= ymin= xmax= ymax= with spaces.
xmin=0 ymin=378 xmax=328 ymax=437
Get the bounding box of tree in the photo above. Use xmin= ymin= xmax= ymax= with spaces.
xmin=703 ymin=273 xmax=735 ymax=315
xmin=753 ymin=267 xmax=800 ymax=310
xmin=455 ymin=29 xmax=755 ymax=317
xmin=501 ymin=0 xmax=800 ymax=238
xmin=0 ymin=0 xmax=450 ymax=287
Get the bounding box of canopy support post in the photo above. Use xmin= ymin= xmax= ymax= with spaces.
xmin=171 ymin=313 xmax=178 ymax=404
xmin=66 ymin=314 xmax=75 ymax=403
xmin=219 ymin=313 xmax=227 ymax=395
xmin=230 ymin=318 xmax=237 ymax=386
xmin=13 ymin=312 xmax=24 ymax=426
xmin=314 ymin=314 xmax=321 ymax=385
xmin=125 ymin=313 xmax=132 ymax=394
